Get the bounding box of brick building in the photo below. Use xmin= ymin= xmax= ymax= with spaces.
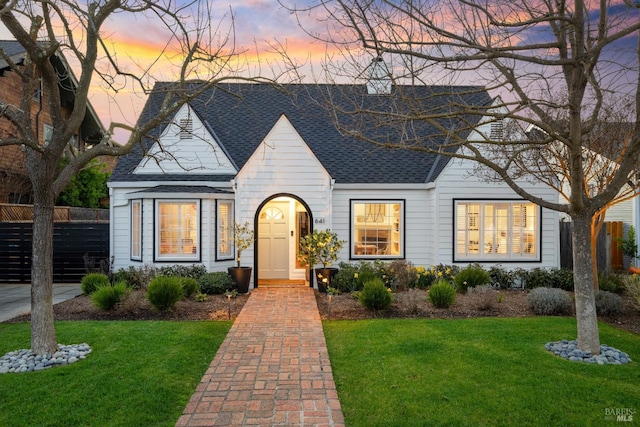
xmin=0 ymin=40 xmax=106 ymax=203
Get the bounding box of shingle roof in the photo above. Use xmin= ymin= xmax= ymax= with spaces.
xmin=0 ymin=40 xmax=28 ymax=65
xmin=110 ymin=83 xmax=492 ymax=184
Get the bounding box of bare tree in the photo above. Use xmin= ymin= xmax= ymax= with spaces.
xmin=284 ymin=0 xmax=640 ymax=354
xmin=0 ymin=0 xmax=287 ymax=354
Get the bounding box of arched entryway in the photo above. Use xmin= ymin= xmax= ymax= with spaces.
xmin=254 ymin=194 xmax=312 ymax=287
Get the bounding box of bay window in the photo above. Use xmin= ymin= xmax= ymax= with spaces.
xmin=351 ymin=200 xmax=404 ymax=258
xmin=155 ymin=200 xmax=199 ymax=261
xmin=455 ymin=200 xmax=540 ymax=261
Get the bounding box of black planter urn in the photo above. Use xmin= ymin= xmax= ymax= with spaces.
xmin=315 ymin=267 xmax=338 ymax=293
xmin=228 ymin=266 xmax=252 ymax=293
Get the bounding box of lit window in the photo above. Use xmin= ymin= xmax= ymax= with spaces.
xmin=455 ymin=200 xmax=539 ymax=261
xmin=155 ymin=200 xmax=199 ymax=260
xmin=217 ymin=200 xmax=234 ymax=260
xmin=131 ymin=200 xmax=142 ymax=260
xmin=351 ymin=201 xmax=403 ymax=258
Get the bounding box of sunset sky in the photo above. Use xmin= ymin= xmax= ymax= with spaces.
xmin=83 ymin=1 xmax=328 ymax=143
xmin=0 ymin=1 xmax=638 ymax=144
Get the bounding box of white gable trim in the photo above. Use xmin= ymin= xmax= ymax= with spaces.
xmin=133 ymin=104 xmax=238 ymax=175
xmin=237 ymin=114 xmax=331 ymax=179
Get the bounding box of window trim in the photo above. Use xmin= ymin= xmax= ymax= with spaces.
xmin=349 ymin=199 xmax=405 ymax=260
xmin=130 ymin=200 xmax=142 ymax=261
xmin=154 ymin=199 xmax=201 ymax=263
xmin=215 ymin=199 xmax=235 ymax=261
xmin=453 ymin=198 xmax=542 ymax=263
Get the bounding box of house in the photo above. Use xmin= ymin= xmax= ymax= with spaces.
xmin=0 ymin=40 xmax=106 ymax=204
xmin=108 ymin=80 xmax=560 ymax=289
xmin=526 ymin=122 xmax=639 ymax=269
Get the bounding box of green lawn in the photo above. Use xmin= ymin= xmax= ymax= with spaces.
xmin=323 ymin=317 xmax=640 ymax=427
xmin=0 ymin=321 xmax=231 ymax=427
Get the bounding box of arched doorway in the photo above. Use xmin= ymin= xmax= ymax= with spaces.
xmin=255 ymin=194 xmax=311 ymax=287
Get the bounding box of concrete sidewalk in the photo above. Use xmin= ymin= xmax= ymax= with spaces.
xmin=0 ymin=283 xmax=82 ymax=322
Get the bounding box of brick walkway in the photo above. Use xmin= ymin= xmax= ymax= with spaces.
xmin=176 ymin=286 xmax=345 ymax=427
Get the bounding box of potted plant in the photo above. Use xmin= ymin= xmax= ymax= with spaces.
xmin=228 ymin=221 xmax=255 ymax=293
xmin=299 ymin=229 xmax=345 ymax=292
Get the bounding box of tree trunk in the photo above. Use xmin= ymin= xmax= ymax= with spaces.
xmin=591 ymin=212 xmax=606 ymax=291
xmin=572 ymin=214 xmax=601 ymax=354
xmin=30 ymin=192 xmax=58 ymax=355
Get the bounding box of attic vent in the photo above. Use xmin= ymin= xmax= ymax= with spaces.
xmin=366 ymin=57 xmax=392 ymax=95
xmin=490 ymin=119 xmax=504 ymax=140
xmin=179 ymin=118 xmax=193 ymax=140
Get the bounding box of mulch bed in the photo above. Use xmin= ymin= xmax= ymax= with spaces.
xmin=5 ymin=287 xmax=640 ymax=336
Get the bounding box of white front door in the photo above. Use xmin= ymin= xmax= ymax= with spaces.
xmin=258 ymin=201 xmax=290 ymax=279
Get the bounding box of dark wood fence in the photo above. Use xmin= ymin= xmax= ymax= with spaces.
xmin=560 ymin=221 xmax=625 ymax=272
xmin=0 ymin=223 xmax=109 ymax=283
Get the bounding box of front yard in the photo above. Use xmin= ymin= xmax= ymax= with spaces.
xmin=324 ymin=317 xmax=640 ymax=426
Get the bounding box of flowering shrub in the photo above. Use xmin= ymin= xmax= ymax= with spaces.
xmin=414 ymin=266 xmax=432 ymax=289
xmin=332 ymin=262 xmax=361 ymax=292
xmin=299 ymin=229 xmax=345 ymax=268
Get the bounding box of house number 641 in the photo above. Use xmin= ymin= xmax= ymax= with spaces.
xmin=314 ymin=218 xmax=325 ymax=224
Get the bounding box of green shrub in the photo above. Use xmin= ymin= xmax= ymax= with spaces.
xmin=523 ymin=267 xmax=552 ymax=289
xmin=111 ymin=264 xmax=156 ymax=290
xmin=333 ymin=262 xmax=361 ymax=292
xmin=181 ymin=277 xmax=198 ymax=298
xmin=91 ymin=282 xmax=130 ymax=310
xmin=157 ymin=264 xmax=207 ymax=280
xmin=595 ymin=290 xmax=623 ymax=316
xmin=358 ymin=278 xmax=392 ymax=310
xmin=147 ymin=276 xmax=184 ymax=311
xmin=198 ymin=272 xmax=234 ymax=295
xmin=355 ymin=270 xmax=378 ymax=291
xmin=488 ymin=265 xmax=515 ymax=289
xmin=526 ymin=288 xmax=572 ymax=315
xmin=623 ymin=274 xmax=640 ymax=308
xmin=81 ymin=273 xmax=110 ymax=295
xmin=454 ymin=264 xmax=490 ymax=293
xmin=548 ymin=268 xmax=574 ymax=291
xmin=428 ymin=279 xmax=456 ymax=308
xmin=597 ymin=272 xmax=626 ymax=294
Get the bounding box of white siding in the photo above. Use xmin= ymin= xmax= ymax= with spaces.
xmin=332 ymin=188 xmax=435 ymax=268
xmin=134 ymin=105 xmax=237 ymax=175
xmin=604 ymin=199 xmax=634 ymax=224
xmin=109 ymin=186 xmax=235 ymax=273
xmin=235 ymin=115 xmax=333 ymax=282
xmin=433 ymin=156 xmax=560 ymax=270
